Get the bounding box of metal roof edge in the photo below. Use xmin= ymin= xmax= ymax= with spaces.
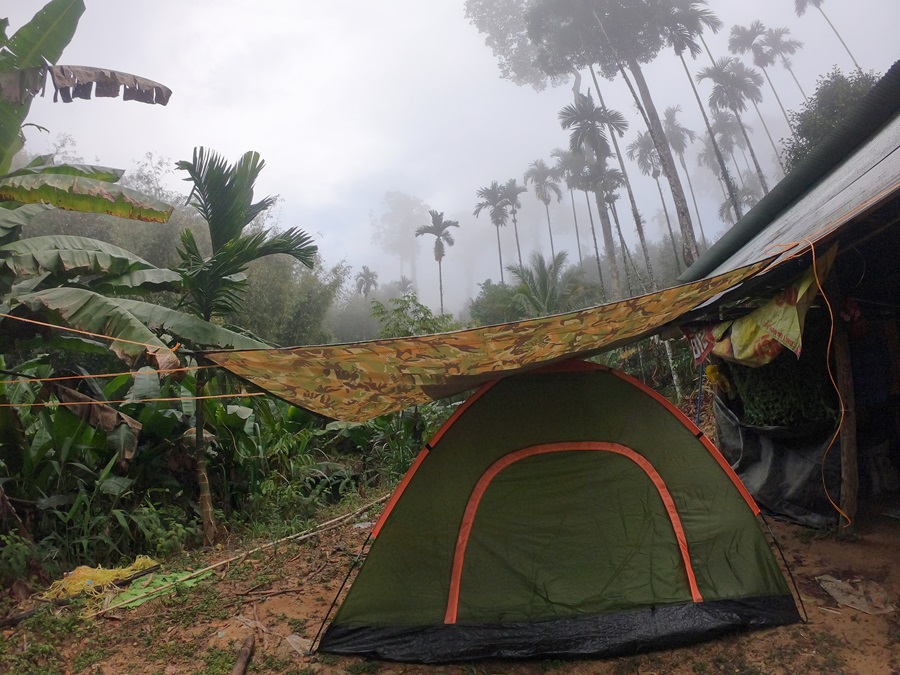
xmin=679 ymin=59 xmax=900 ymax=283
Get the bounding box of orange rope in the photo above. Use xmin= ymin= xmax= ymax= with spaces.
xmin=804 ymin=240 xmax=852 ymax=528
xmin=750 ymin=238 xmax=851 ymax=527
xmin=0 ymin=312 xmax=178 ymax=354
xmin=0 ymin=365 xmax=217 ymax=386
xmin=0 ymin=392 xmax=265 ymax=409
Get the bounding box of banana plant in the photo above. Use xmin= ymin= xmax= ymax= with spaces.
xmin=0 ymin=0 xmax=170 ymax=171
xmin=1 ymin=0 xmax=174 ymax=236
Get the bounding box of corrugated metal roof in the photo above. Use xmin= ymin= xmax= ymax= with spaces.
xmin=705 ymin=113 xmax=900 ymax=277
xmin=681 ymin=60 xmax=900 ymax=282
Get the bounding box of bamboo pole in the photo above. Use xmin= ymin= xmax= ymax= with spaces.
xmin=231 ymin=635 xmax=255 ymax=675
xmin=88 ymin=495 xmax=389 ymax=618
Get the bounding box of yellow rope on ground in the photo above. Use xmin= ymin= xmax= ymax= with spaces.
xmin=39 ymin=555 xmax=159 ymax=602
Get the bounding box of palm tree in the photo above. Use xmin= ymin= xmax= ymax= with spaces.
xmin=728 ymin=21 xmax=791 ymax=128
xmin=697 ymin=133 xmax=740 ymax=221
xmin=663 ymin=105 xmax=707 ymax=250
xmin=473 ymin=181 xmax=509 ymax=284
xmin=718 ymin=183 xmax=763 ymax=225
xmin=551 ymin=148 xmax=587 ymax=266
xmin=523 ymin=159 xmax=563 ymax=258
xmin=507 ymin=251 xmax=593 ymax=317
xmin=659 ymin=0 xmax=743 ymax=236
xmin=558 ymin=91 xmax=625 ymax=159
xmin=627 ymin=131 xmax=680 ymax=273
xmin=794 ymin=0 xmax=860 ymax=71
xmin=355 ymin=266 xmax=378 ymax=297
xmin=697 ymin=57 xmax=770 ymax=194
xmin=592 ymin=164 xmax=643 ymax=295
xmin=762 ymin=27 xmax=806 ymax=100
xmin=573 ymin=157 xmax=606 ymax=297
xmin=176 ymin=147 xmax=317 ymax=544
xmin=581 ymin=2 xmax=701 ymax=266
xmin=559 ymin=92 xmax=628 ymax=294
xmin=589 ymin=86 xmax=657 ymax=292
xmin=500 ymin=179 xmax=528 ymax=266
xmin=394 ymin=276 xmax=414 ymax=295
xmin=415 ymin=210 xmax=459 ymax=315
xmin=710 ymin=108 xmax=749 ymax=187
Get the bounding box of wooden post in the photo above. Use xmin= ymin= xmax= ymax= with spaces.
xmin=828 ymin=277 xmax=858 ymax=532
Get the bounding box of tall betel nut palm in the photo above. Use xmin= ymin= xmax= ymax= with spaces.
xmin=176 ymin=147 xmax=317 ymax=544
xmin=473 ymin=181 xmax=510 ymax=284
xmin=523 ymin=158 xmax=563 ymax=258
xmin=794 ymin=0 xmax=860 ymax=71
xmin=355 ymin=265 xmax=379 ymax=297
xmin=500 ymin=178 xmax=528 ymax=266
xmin=415 ymin=210 xmax=459 ymax=315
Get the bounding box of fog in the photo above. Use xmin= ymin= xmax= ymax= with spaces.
xmin=8 ymin=0 xmax=900 ymax=317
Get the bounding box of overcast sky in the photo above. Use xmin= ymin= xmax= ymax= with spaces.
xmin=7 ymin=1 xmax=900 ymax=315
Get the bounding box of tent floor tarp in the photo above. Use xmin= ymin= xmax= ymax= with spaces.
xmin=321 ymin=595 xmax=801 ymax=663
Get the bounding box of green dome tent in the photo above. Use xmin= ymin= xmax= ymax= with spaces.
xmin=319 ymin=361 xmax=799 ymax=662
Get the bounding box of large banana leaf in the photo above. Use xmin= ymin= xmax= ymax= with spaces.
xmin=6 ymin=334 xmax=113 ymax=357
xmin=5 ymin=163 xmax=124 ymax=183
xmin=0 ymin=204 xmax=53 ymax=246
xmin=0 ymin=174 xmax=174 ymax=222
xmin=0 ymin=0 xmax=85 ymax=172
xmin=15 ymin=287 xmax=179 ymax=369
xmin=47 ymin=65 xmax=171 ymax=105
xmin=7 ymin=0 xmax=84 ymax=70
xmin=11 ymin=286 xmax=265 ymax=366
xmin=1 ymin=235 xmax=161 ymax=279
xmin=92 ymin=268 xmax=183 ymax=295
xmin=114 ymin=297 xmax=269 ymax=350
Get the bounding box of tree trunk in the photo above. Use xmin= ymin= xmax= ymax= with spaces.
xmin=593 ymin=190 xmax=621 ymax=298
xmin=783 ymin=59 xmax=807 ymax=100
xmin=654 ymin=176 xmax=681 ymax=274
xmin=590 ymin=68 xmax=655 ymax=289
xmin=495 ymin=225 xmax=504 ymax=284
xmin=663 ymin=339 xmax=684 ymax=401
xmin=682 ymin=52 xmax=742 ymax=222
xmin=544 ymin=202 xmax=556 ymax=258
xmin=437 ymin=258 xmax=444 ymax=315
xmin=510 ymin=209 xmax=523 ymax=266
xmin=569 ymin=189 xmax=584 ymax=266
xmin=733 ymin=108 xmax=769 ymax=194
xmin=583 ymin=8 xmax=697 ymax=265
xmin=611 ymin=200 xmax=646 ymax=296
xmin=818 ymin=7 xmax=860 ymax=71
xmin=731 ymin=150 xmax=746 ymax=188
xmin=584 ymin=190 xmax=606 ymax=298
xmin=760 ymin=65 xmax=792 ymax=129
xmin=625 ymin=56 xmax=699 ymax=266
xmin=750 ymin=99 xmax=785 ymax=174
xmin=679 ymin=154 xmax=708 ymax=250
xmin=194 ymin=365 xmax=217 ymax=546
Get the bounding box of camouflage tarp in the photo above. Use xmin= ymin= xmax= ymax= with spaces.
xmin=202 ymin=261 xmax=768 ymax=422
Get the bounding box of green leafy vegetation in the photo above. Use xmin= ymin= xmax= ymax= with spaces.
xmin=782 ymin=67 xmax=881 ymax=171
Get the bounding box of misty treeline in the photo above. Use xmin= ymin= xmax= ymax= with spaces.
xmin=359 ymin=1 xmax=874 ymax=329
xmin=453 ymin=0 xmax=872 ymax=295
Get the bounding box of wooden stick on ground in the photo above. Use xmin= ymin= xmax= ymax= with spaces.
xmin=232 ymin=635 xmax=255 ymax=675
xmin=88 ymin=495 xmax=389 ymax=619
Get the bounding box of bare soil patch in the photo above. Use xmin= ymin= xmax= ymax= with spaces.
xmin=3 ymin=496 xmax=898 ymax=675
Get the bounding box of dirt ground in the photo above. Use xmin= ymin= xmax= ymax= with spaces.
xmin=2 ymin=496 xmax=898 ymax=675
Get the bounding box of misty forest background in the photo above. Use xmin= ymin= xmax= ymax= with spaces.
xmin=0 ymin=0 xmax=884 ymax=587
